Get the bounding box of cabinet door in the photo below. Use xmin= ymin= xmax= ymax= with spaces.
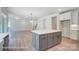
xmin=39 ymin=35 xmax=47 ymax=50
xmin=70 ymin=30 xmax=78 ymax=40
xmin=60 ymin=12 xmax=71 ymax=20
xmin=54 ymin=32 xmax=61 ymax=45
xmin=47 ymin=34 xmax=54 ymax=48
xmin=65 ymin=12 xmax=71 ymax=20
xmin=60 ymin=14 xmax=64 ymax=20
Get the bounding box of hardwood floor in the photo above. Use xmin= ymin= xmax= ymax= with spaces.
xmin=8 ymin=31 xmax=32 ymax=51
xmin=6 ymin=31 xmax=78 ymax=51
xmin=47 ymin=37 xmax=78 ymax=51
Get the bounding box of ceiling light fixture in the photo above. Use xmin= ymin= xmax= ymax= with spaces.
xmin=58 ymin=9 xmax=62 ymax=12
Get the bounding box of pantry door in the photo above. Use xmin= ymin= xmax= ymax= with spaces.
xmin=52 ymin=16 xmax=57 ymax=30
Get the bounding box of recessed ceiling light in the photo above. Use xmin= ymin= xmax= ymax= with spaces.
xmin=58 ymin=9 xmax=62 ymax=12
xmin=30 ymin=20 xmax=33 ymax=23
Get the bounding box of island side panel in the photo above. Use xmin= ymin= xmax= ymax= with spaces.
xmin=39 ymin=34 xmax=48 ymax=51
xmin=32 ymin=32 xmax=40 ymax=51
xmin=32 ymin=32 xmax=36 ymax=49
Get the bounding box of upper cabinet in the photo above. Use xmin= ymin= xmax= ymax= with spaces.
xmin=60 ymin=12 xmax=71 ymax=21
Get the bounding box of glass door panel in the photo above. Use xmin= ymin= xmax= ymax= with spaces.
xmin=0 ymin=15 xmax=8 ymax=33
xmin=0 ymin=15 xmax=3 ymax=33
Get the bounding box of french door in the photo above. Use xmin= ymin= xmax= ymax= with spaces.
xmin=0 ymin=15 xmax=8 ymax=33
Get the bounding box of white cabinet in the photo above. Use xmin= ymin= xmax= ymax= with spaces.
xmin=70 ymin=30 xmax=79 ymax=40
xmin=60 ymin=13 xmax=65 ymax=20
xmin=47 ymin=34 xmax=54 ymax=48
xmin=60 ymin=12 xmax=71 ymax=20
xmin=70 ymin=10 xmax=79 ymax=40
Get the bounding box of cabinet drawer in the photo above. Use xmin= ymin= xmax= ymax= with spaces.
xmin=40 ymin=35 xmax=47 ymax=39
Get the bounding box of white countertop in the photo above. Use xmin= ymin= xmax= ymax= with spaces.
xmin=0 ymin=33 xmax=9 ymax=39
xmin=32 ymin=30 xmax=61 ymax=35
xmin=0 ymin=33 xmax=8 ymax=50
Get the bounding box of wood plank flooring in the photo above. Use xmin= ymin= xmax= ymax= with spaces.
xmin=6 ymin=31 xmax=78 ymax=51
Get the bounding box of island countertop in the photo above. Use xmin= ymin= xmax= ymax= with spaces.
xmin=0 ymin=33 xmax=9 ymax=39
xmin=32 ymin=30 xmax=62 ymax=35
xmin=0 ymin=33 xmax=9 ymax=51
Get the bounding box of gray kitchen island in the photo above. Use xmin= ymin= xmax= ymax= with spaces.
xmin=32 ymin=30 xmax=62 ymax=51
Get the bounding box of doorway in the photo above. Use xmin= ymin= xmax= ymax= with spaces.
xmin=60 ymin=20 xmax=70 ymax=38
xmin=52 ymin=16 xmax=57 ymax=30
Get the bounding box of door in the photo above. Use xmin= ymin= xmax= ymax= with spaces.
xmin=52 ymin=16 xmax=57 ymax=30
xmin=0 ymin=15 xmax=8 ymax=33
xmin=0 ymin=16 xmax=3 ymax=33
xmin=47 ymin=33 xmax=54 ymax=48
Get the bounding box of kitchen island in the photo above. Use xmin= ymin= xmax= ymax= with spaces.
xmin=32 ymin=30 xmax=62 ymax=51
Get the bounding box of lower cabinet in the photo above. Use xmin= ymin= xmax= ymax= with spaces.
xmin=47 ymin=34 xmax=54 ymax=48
xmin=54 ymin=32 xmax=62 ymax=45
xmin=32 ymin=32 xmax=62 ymax=51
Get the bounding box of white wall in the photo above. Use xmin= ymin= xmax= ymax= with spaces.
xmin=10 ymin=19 xmax=32 ymax=31
xmin=8 ymin=14 xmax=32 ymax=31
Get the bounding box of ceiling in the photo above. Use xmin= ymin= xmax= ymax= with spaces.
xmin=8 ymin=7 xmax=77 ymax=19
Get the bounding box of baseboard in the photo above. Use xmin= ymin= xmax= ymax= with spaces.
xmin=63 ymin=36 xmax=70 ymax=39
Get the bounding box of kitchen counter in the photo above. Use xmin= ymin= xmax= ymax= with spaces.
xmin=32 ymin=30 xmax=61 ymax=35
xmin=0 ymin=33 xmax=9 ymax=51
xmin=32 ymin=30 xmax=62 ymax=51
xmin=0 ymin=33 xmax=9 ymax=39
